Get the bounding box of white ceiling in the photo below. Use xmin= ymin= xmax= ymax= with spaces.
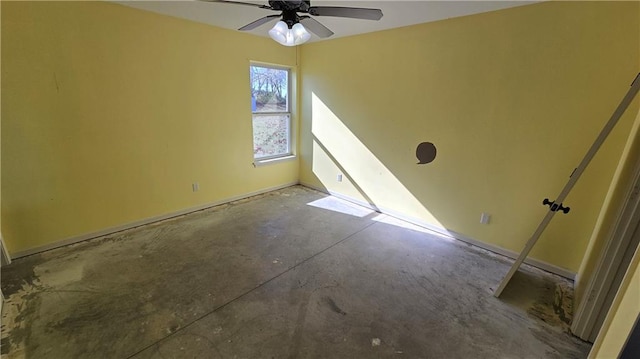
xmin=116 ymin=1 xmax=539 ymax=42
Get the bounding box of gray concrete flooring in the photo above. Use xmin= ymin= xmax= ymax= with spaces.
xmin=1 ymin=186 xmax=591 ymax=358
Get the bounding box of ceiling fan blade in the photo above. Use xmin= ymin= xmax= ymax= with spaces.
xmin=299 ymin=17 xmax=334 ymax=38
xmin=201 ymin=0 xmax=271 ymax=10
xmin=238 ymin=14 xmax=281 ymax=31
xmin=308 ymin=6 xmax=383 ymax=20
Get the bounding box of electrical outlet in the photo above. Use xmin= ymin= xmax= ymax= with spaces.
xmin=192 ymin=182 xmax=199 ymax=192
xmin=480 ymin=213 xmax=491 ymax=224
xmin=337 ymin=174 xmax=343 ymax=182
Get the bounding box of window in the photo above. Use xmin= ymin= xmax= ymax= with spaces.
xmin=250 ymin=64 xmax=292 ymax=161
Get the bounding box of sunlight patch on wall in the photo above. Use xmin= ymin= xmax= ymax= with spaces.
xmin=310 ymin=92 xmax=444 ymax=228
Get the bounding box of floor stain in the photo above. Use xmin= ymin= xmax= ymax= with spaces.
xmin=321 ymin=296 xmax=347 ymax=316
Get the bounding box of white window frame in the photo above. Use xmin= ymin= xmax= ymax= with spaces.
xmin=250 ymin=63 xmax=295 ymax=165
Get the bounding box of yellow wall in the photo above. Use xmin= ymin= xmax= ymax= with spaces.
xmin=2 ymin=0 xmax=639 ymax=273
xmin=2 ymin=0 xmax=639 ymax=348
xmin=1 ymin=1 xmax=298 ymax=255
xmin=299 ymin=1 xmax=640 ymax=273
xmin=588 ymin=245 xmax=640 ymax=358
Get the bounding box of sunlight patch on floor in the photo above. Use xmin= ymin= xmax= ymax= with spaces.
xmin=371 ymin=214 xmax=456 ymax=242
xmin=306 ymin=196 xmax=375 ymax=218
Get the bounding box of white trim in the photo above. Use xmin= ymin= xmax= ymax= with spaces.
xmin=0 ymin=233 xmax=11 ymax=265
xmin=250 ymin=62 xmax=295 ymax=165
xmin=10 ymin=182 xmax=299 ymax=259
xmin=587 ymin=245 xmax=640 ymax=358
xmin=253 ymin=154 xmax=297 ymax=167
xmin=572 ymin=146 xmax=640 ymax=341
xmin=301 ymin=182 xmax=576 ymax=280
xmin=10 ymin=179 xmax=576 ymax=279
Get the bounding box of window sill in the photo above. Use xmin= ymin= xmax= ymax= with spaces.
xmin=253 ymin=155 xmax=297 ymax=167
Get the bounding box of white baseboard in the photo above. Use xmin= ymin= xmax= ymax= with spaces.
xmin=301 ymin=182 xmax=576 ymax=280
xmin=9 ymin=181 xmax=576 ymax=280
xmin=10 ymin=182 xmax=299 ymax=259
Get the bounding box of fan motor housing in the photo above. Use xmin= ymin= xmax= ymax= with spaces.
xmin=269 ymin=0 xmax=310 ymax=12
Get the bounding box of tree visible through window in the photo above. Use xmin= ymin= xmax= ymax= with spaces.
xmin=250 ymin=65 xmax=291 ymax=160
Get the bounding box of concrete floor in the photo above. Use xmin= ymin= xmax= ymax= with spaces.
xmin=1 ymin=186 xmax=591 ymax=358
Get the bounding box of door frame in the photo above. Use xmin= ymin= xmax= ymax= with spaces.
xmin=0 ymin=233 xmax=10 ymax=266
xmin=572 ymin=149 xmax=640 ymax=341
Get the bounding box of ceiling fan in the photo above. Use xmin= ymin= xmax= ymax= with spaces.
xmin=203 ymin=0 xmax=384 ymax=46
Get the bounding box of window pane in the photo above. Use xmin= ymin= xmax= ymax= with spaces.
xmin=253 ymin=114 xmax=290 ymax=159
xmin=250 ymin=66 xmax=288 ymax=113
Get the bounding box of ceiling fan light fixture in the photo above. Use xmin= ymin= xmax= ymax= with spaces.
xmin=268 ymin=20 xmax=310 ymax=46
xmin=211 ymin=1 xmax=383 ymax=43
xmin=291 ymin=23 xmax=311 ymax=44
xmin=268 ymin=21 xmax=289 ymax=44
